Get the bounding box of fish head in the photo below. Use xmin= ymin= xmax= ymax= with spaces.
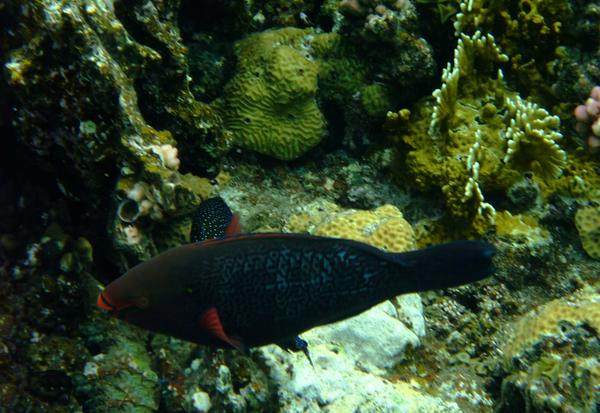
xmin=96 ymin=280 xmax=151 ymax=316
xmin=96 ymin=263 xmax=158 ymax=317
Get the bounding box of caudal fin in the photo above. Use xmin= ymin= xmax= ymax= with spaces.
xmin=393 ymin=240 xmax=496 ymax=292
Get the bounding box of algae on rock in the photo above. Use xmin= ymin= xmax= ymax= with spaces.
xmin=6 ymin=0 xmax=228 ymax=266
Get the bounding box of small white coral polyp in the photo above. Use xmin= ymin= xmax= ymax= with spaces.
xmin=152 ymin=144 xmax=180 ymax=170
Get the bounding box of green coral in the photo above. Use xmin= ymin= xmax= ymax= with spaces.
xmin=360 ymin=84 xmax=392 ymax=118
xmin=213 ymin=28 xmax=326 ymax=160
xmin=313 ymin=32 xmax=369 ymax=100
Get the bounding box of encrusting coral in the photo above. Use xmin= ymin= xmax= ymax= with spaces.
xmin=498 ymin=287 xmax=600 ymax=412
xmin=575 ymin=205 xmax=600 ymax=260
xmin=285 ymin=201 xmax=416 ymax=253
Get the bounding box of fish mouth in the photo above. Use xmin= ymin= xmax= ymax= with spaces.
xmin=96 ymin=290 xmax=116 ymax=312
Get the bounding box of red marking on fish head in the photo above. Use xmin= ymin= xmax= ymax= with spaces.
xmin=96 ymin=283 xmax=150 ymax=315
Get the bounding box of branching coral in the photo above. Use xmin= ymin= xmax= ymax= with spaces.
xmin=463 ymin=130 xmax=496 ymax=223
xmin=451 ymin=0 xmax=576 ymax=103
xmin=390 ymin=29 xmax=565 ymax=235
xmin=503 ymin=95 xmax=566 ymax=180
xmin=429 ymin=30 xmax=508 ymax=137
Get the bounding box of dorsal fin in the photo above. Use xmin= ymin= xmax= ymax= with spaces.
xmin=199 ymin=307 xmax=246 ymax=352
xmin=191 ymin=197 xmax=241 ymax=242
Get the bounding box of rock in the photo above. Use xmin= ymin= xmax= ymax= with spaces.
xmin=261 ymin=339 xmax=460 ymax=413
xmin=257 ymin=296 xmax=459 ymax=412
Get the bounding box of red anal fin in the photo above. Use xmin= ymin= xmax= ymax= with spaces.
xmin=224 ymin=214 xmax=241 ymax=237
xmin=199 ymin=307 xmax=246 ymax=352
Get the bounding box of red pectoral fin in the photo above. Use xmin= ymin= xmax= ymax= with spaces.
xmin=199 ymin=307 xmax=245 ymax=352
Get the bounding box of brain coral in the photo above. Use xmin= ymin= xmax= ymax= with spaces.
xmin=286 ymin=201 xmax=416 ymax=253
xmin=213 ymin=28 xmax=326 ymax=160
xmin=575 ymin=205 xmax=600 ymax=259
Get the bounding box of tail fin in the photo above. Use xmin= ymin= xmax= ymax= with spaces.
xmin=392 ymin=240 xmax=496 ymax=292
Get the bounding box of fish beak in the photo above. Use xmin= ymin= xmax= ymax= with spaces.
xmin=96 ymin=290 xmax=115 ymax=312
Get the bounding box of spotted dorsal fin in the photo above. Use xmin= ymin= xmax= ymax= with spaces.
xmin=191 ymin=197 xmax=241 ymax=242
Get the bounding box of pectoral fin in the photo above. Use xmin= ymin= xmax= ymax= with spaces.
xmin=199 ymin=307 xmax=246 ymax=352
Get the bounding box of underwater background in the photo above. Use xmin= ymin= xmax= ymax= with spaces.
xmin=1 ymin=0 xmax=600 ymax=411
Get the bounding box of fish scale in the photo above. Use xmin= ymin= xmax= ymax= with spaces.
xmin=207 ymin=238 xmax=399 ymax=342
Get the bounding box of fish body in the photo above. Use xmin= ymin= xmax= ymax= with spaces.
xmin=99 ymin=230 xmax=495 ymax=349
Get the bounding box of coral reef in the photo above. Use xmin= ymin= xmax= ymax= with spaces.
xmin=318 ymin=0 xmax=435 ymax=151
xmin=214 ymin=17 xmax=434 ymax=159
xmin=388 ymin=30 xmax=566 ymax=235
xmin=333 ymin=0 xmax=435 ymax=93
xmin=76 ymin=325 xmax=160 ymax=413
xmin=0 ymin=223 xmax=97 ymax=411
xmin=451 ymin=0 xmax=600 ymax=106
xmin=6 ymin=0 xmax=227 ymax=267
xmin=2 ymin=0 xmax=600 ymax=412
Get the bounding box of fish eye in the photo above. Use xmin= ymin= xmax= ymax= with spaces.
xmin=134 ymin=296 xmax=150 ymax=309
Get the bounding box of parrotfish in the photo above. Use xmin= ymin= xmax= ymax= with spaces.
xmin=98 ymin=197 xmax=495 ymax=357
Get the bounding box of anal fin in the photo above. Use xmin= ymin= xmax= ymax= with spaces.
xmin=278 ymin=336 xmax=314 ymax=368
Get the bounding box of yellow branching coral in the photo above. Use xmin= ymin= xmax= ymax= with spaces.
xmin=463 ymin=130 xmax=496 ymax=223
xmin=429 ymin=30 xmax=508 ymax=137
xmin=390 ymin=25 xmax=566 ymax=236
